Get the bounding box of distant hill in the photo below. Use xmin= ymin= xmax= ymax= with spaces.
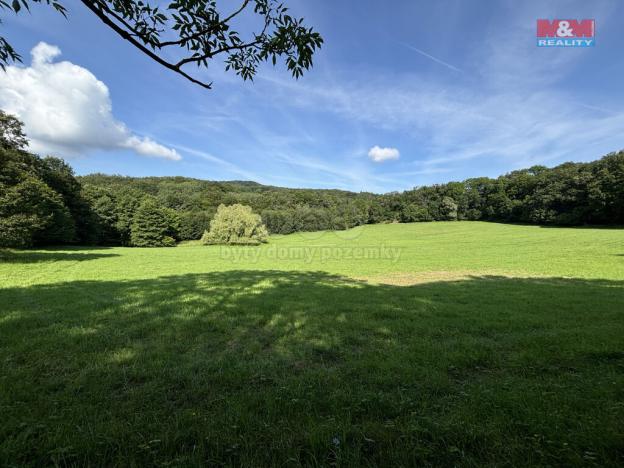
xmin=79 ymin=151 xmax=624 ymax=235
xmin=78 ymin=174 xmax=363 ymax=196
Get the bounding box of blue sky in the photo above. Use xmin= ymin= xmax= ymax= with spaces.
xmin=2 ymin=0 xmax=624 ymax=193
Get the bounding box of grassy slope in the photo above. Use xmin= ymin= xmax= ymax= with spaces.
xmin=0 ymin=222 xmax=623 ymax=466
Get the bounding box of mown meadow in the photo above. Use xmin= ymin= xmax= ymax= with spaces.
xmin=1 ymin=222 xmax=623 ymax=466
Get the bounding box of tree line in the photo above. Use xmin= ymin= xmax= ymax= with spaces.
xmin=1 ymin=112 xmax=623 ymax=248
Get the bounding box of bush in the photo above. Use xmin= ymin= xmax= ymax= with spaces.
xmin=201 ymin=204 xmax=268 ymax=245
xmin=162 ymin=236 xmax=177 ymax=247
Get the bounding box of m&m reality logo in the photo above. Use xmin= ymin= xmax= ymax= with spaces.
xmin=537 ymin=19 xmax=595 ymax=47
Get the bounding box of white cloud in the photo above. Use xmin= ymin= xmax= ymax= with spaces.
xmin=0 ymin=42 xmax=180 ymax=160
xmin=31 ymin=42 xmax=61 ymax=66
xmin=122 ymin=136 xmax=179 ymax=160
xmin=368 ymin=145 xmax=400 ymax=162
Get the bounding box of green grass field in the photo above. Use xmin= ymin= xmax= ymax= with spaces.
xmin=1 ymin=222 xmax=623 ymax=466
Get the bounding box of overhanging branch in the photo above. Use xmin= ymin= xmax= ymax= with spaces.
xmin=79 ymin=0 xmax=213 ymax=89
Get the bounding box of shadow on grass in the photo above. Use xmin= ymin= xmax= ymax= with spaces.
xmin=0 ymin=248 xmax=119 ymax=263
xmin=536 ymin=224 xmax=624 ymax=230
xmin=1 ymin=271 xmax=623 ymax=466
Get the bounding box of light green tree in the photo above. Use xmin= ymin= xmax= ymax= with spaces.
xmin=201 ymin=204 xmax=268 ymax=245
xmin=440 ymin=196 xmax=458 ymax=221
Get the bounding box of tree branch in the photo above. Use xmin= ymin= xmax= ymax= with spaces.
xmin=174 ymin=39 xmax=262 ymax=68
xmin=79 ymin=0 xmax=213 ymax=89
xmin=173 ymin=14 xmax=271 ymax=69
xmin=158 ymin=0 xmax=250 ymax=48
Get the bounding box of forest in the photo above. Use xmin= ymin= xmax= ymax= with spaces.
xmin=1 ymin=110 xmax=623 ymax=248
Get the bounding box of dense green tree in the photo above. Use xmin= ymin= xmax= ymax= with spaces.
xmin=39 ymin=156 xmax=97 ymax=242
xmin=587 ymin=152 xmax=624 ymax=224
xmin=114 ymin=189 xmax=143 ymax=245
xmin=401 ymin=203 xmax=432 ymax=222
xmin=0 ymin=177 xmax=74 ymax=247
xmin=0 ymin=212 xmax=40 ymax=247
xmin=485 ymin=187 xmax=513 ymax=221
xmin=261 ymin=208 xmax=297 ymax=234
xmin=0 ymin=143 xmax=77 ymax=247
xmin=439 ymin=196 xmax=458 ymax=221
xmin=81 ymin=185 xmax=121 ymax=244
xmin=130 ymin=198 xmax=178 ymax=247
xmin=178 ymin=209 xmax=215 ymax=241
